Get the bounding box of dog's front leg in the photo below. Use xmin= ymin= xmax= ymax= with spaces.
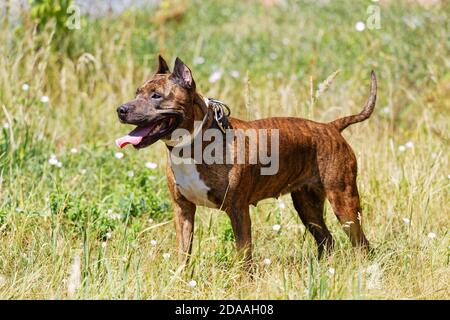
xmin=226 ymin=205 xmax=252 ymax=267
xmin=167 ymin=168 xmax=196 ymax=264
xmin=172 ymin=197 xmax=196 ymax=264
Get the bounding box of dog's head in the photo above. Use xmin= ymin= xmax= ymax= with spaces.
xmin=116 ymin=56 xmax=198 ymax=149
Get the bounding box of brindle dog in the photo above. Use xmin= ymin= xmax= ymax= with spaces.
xmin=116 ymin=56 xmax=377 ymax=265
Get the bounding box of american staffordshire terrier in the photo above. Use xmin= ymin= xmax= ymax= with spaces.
xmin=116 ymin=56 xmax=377 ymax=264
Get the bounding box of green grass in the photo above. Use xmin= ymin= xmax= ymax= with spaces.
xmin=0 ymin=0 xmax=449 ymax=299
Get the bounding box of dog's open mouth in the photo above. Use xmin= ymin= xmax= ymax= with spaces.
xmin=116 ymin=116 xmax=179 ymax=149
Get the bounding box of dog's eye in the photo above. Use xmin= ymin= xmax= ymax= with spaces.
xmin=151 ymin=92 xmax=162 ymax=99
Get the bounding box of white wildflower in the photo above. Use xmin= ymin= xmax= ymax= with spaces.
xmin=48 ymin=154 xmax=62 ymax=167
xmin=163 ymin=253 xmax=171 ymax=260
xmin=355 ymin=21 xmax=365 ymax=32
xmin=48 ymin=154 xmax=58 ymax=166
xmin=402 ymin=218 xmax=410 ymax=225
xmin=398 ymin=145 xmax=406 ymax=153
xmin=193 ymin=56 xmax=205 ymax=65
xmin=427 ymin=232 xmax=436 ymax=239
xmin=150 ymin=239 xmax=157 ymax=246
xmin=70 ymin=148 xmax=78 ymax=154
xmin=208 ymin=70 xmax=222 ymax=83
xmin=382 ymin=107 xmax=390 ymax=114
xmin=105 ymin=232 xmax=112 ymax=239
xmin=148 ymin=218 xmax=154 ymax=224
xmin=230 ymin=70 xmax=240 ymax=78
xmin=3 ymin=122 xmax=10 ymax=129
xmin=107 ymin=209 xmax=122 ymax=220
xmin=272 ymin=224 xmax=281 ymax=232
xmin=101 ymin=242 xmax=107 ymax=248
xmin=405 ymin=141 xmax=414 ymax=149
xmin=145 ymin=162 xmax=157 ymax=169
xmin=269 ymin=52 xmax=278 ymax=60
xmin=40 ymin=95 xmax=49 ymax=103
xmin=127 ymin=171 xmax=134 ymax=177
xmin=328 ymin=267 xmax=336 ymax=275
xmin=110 ymin=213 xmax=122 ymax=220
xmin=188 ymin=280 xmax=197 ymax=288
xmin=148 ymin=175 xmax=157 ymax=180
xmin=22 ymin=83 xmax=30 ymax=91
xmin=114 ymin=152 xmax=124 ymax=159
xmin=80 ymin=169 xmax=87 ymax=175
xmin=277 ymin=199 xmax=286 ymax=209
xmin=263 ymin=258 xmax=271 ymax=266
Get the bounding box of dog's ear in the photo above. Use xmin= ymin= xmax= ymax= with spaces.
xmin=156 ymin=55 xmax=170 ymax=74
xmin=170 ymin=57 xmax=196 ymax=89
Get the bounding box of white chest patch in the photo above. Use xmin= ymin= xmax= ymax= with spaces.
xmin=169 ymin=155 xmax=217 ymax=208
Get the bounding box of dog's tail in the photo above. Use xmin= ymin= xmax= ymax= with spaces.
xmin=330 ymin=71 xmax=377 ymax=132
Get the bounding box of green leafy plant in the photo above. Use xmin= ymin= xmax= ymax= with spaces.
xmin=29 ymin=0 xmax=73 ymax=32
xmin=28 ymin=0 xmax=80 ymax=54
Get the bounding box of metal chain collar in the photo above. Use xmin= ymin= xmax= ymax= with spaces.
xmin=206 ymin=98 xmax=231 ymax=133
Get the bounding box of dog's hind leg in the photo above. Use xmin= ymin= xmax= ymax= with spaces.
xmin=325 ymin=183 xmax=370 ymax=250
xmin=291 ymin=187 xmax=334 ymax=258
xmin=319 ymin=137 xmax=370 ymax=251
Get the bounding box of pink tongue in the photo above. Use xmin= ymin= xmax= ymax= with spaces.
xmin=116 ymin=126 xmax=153 ymax=149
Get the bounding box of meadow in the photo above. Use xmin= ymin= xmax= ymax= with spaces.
xmin=0 ymin=0 xmax=448 ymax=299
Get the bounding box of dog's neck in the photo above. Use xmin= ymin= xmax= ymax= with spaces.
xmin=193 ymin=93 xmax=213 ymax=126
xmin=163 ymin=92 xmax=214 ymax=148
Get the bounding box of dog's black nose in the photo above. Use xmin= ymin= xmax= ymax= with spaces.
xmin=117 ymin=105 xmax=129 ymax=118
